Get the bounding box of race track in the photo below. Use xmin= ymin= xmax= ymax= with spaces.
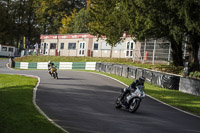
xmin=1 ymin=59 xmax=200 ymax=133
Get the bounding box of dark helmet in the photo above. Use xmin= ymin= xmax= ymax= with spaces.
xmin=139 ymin=76 xmax=145 ymax=84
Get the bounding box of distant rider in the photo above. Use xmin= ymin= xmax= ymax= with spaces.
xmin=121 ymin=76 xmax=145 ymax=104
xmin=48 ymin=60 xmax=55 ymax=76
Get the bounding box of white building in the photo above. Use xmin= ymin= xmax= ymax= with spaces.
xmin=40 ymin=33 xmax=142 ymax=59
xmin=0 ymin=44 xmax=16 ymax=57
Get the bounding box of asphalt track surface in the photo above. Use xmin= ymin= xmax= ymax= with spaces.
xmin=1 ymin=59 xmax=200 ymax=133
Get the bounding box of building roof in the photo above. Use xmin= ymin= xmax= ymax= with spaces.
xmin=0 ymin=44 xmax=16 ymax=47
xmin=40 ymin=33 xmax=96 ymax=39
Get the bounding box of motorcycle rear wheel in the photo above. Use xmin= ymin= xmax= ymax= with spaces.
xmin=128 ymin=99 xmax=140 ymax=113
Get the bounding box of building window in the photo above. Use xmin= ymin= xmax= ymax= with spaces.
xmin=60 ymin=43 xmax=64 ymax=49
xmin=126 ymin=41 xmax=135 ymax=57
xmin=68 ymin=43 xmax=76 ymax=50
xmin=2 ymin=47 xmax=7 ymax=51
xmin=93 ymin=43 xmax=98 ymax=50
xmin=8 ymin=47 xmax=14 ymax=52
xmin=50 ymin=43 xmax=57 ymax=49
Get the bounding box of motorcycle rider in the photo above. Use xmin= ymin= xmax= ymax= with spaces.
xmin=48 ymin=60 xmax=55 ymax=76
xmin=120 ymin=76 xmax=145 ymax=107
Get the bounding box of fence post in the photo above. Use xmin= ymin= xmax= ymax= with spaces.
xmin=143 ymin=39 xmax=147 ymax=63
xmin=152 ymin=39 xmax=157 ymax=65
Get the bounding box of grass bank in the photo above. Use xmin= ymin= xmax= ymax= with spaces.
xmin=0 ymin=57 xmax=7 ymax=60
xmin=82 ymin=70 xmax=200 ymax=117
xmin=0 ymin=74 xmax=65 ymax=133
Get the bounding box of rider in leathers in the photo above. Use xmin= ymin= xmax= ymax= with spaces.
xmin=121 ymin=76 xmax=145 ymax=108
xmin=48 ymin=60 xmax=55 ymax=76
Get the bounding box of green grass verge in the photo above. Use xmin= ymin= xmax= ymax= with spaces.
xmin=0 ymin=74 xmax=65 ymax=133
xmin=81 ymin=70 xmax=200 ymax=117
xmin=0 ymin=58 xmax=7 ymax=60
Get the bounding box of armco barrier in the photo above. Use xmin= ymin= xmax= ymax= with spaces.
xmin=110 ymin=64 xmax=116 ymax=75
xmin=37 ymin=62 xmax=48 ymax=69
xmin=96 ymin=62 xmax=182 ymax=92
xmin=106 ymin=63 xmax=113 ymax=73
xmin=127 ymin=66 xmax=137 ymax=79
xmin=59 ymin=62 xmax=72 ymax=69
xmin=85 ymin=62 xmax=96 ymax=70
xmin=15 ymin=62 xmax=20 ymax=68
xmin=72 ymin=62 xmax=86 ymax=69
xmin=99 ymin=63 xmax=106 ymax=72
xmin=122 ymin=65 xmax=128 ymax=78
xmin=95 ymin=62 xmax=101 ymax=71
xmin=136 ymin=68 xmax=143 ymax=80
xmin=14 ymin=62 xmax=96 ymax=70
xmin=115 ymin=65 xmax=123 ymax=77
xmin=162 ymin=74 xmax=180 ymax=90
xmin=28 ymin=62 xmax=37 ymax=69
xmin=13 ymin=61 xmax=200 ymax=96
xmin=20 ymin=62 xmax=29 ymax=69
xmin=143 ymin=69 xmax=153 ymax=84
xmin=179 ymin=77 xmax=200 ymax=96
xmin=151 ymin=71 xmax=163 ymax=87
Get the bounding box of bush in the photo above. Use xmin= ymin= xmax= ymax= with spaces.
xmin=189 ymin=71 xmax=200 ymax=79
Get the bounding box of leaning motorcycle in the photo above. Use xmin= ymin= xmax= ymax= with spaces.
xmin=115 ymin=85 xmax=145 ymax=113
xmin=50 ymin=66 xmax=58 ymax=79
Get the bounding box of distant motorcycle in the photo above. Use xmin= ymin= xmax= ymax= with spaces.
xmin=115 ymin=85 xmax=145 ymax=113
xmin=50 ymin=66 xmax=58 ymax=79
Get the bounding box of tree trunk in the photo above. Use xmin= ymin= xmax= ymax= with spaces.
xmin=110 ymin=46 xmax=113 ymax=58
xmin=170 ymin=38 xmax=184 ymax=66
xmin=188 ymin=35 xmax=200 ymax=71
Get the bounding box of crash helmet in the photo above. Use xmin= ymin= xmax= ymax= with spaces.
xmin=139 ymin=76 xmax=145 ymax=84
xmin=48 ymin=60 xmax=52 ymax=64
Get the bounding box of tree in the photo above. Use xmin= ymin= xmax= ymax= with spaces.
xmin=0 ymin=0 xmax=40 ymax=47
xmin=125 ymin=0 xmax=200 ymax=70
xmin=124 ymin=0 xmax=186 ymax=66
xmin=59 ymin=9 xmax=77 ymax=34
xmin=0 ymin=0 xmax=87 ymax=47
xmin=34 ymin=0 xmax=86 ymax=34
xmin=179 ymin=0 xmax=200 ymax=71
xmin=89 ymin=0 xmax=129 ymax=57
xmin=0 ymin=2 xmax=15 ymax=44
xmin=59 ymin=8 xmax=89 ymax=34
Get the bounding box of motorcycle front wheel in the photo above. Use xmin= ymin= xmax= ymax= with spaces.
xmin=56 ymin=72 xmax=58 ymax=79
xmin=115 ymin=96 xmax=122 ymax=109
xmin=128 ymin=99 xmax=140 ymax=113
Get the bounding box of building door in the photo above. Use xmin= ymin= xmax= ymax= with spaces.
xmin=126 ymin=41 xmax=135 ymax=58
xmin=79 ymin=42 xmax=85 ymax=56
xmin=44 ymin=42 xmax=49 ymax=55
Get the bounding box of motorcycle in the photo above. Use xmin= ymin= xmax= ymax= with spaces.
xmin=49 ymin=66 xmax=58 ymax=79
xmin=115 ymin=85 xmax=145 ymax=113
